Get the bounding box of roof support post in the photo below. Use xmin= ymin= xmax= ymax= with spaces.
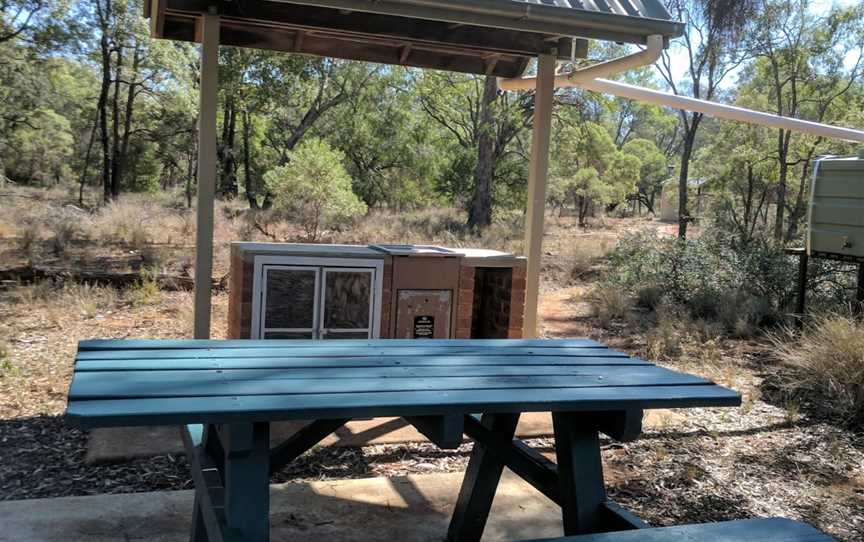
xmin=522 ymin=54 xmax=555 ymax=338
xmin=193 ymin=12 xmax=220 ymax=339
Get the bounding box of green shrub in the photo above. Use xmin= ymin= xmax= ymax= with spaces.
xmin=264 ymin=138 xmax=367 ymax=241
xmin=598 ymin=227 xmax=796 ymax=332
xmin=0 ymin=342 xmax=16 ymax=377
xmin=635 ymin=286 xmax=664 ymax=310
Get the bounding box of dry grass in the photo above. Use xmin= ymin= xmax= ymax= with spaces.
xmin=0 ymin=281 xmax=227 ymax=419
xmin=590 ymin=283 xmax=632 ymax=327
xmin=0 ymin=186 xmax=529 ymax=280
xmin=772 ymin=314 xmax=864 ymax=427
xmin=2 ymin=187 xmax=863 ymax=540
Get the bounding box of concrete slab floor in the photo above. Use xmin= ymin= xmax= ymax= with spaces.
xmin=0 ymin=471 xmax=566 ymax=542
xmin=85 ymin=411 xmax=684 ymax=464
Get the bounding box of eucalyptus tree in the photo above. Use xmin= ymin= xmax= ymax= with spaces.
xmin=658 ymin=0 xmax=756 ymax=238
xmin=747 ymin=0 xmax=864 ymax=241
xmin=694 ymin=117 xmax=777 ymax=245
xmin=0 ymin=0 xmax=68 ymax=45
xmin=323 ymin=69 xmax=439 ymax=210
xmin=416 ymin=71 xmax=532 ymax=228
xmin=242 ymin=56 xmax=377 ymax=208
xmin=622 ymin=138 xmax=668 ymax=214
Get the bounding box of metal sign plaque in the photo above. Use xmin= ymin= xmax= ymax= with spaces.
xmin=413 ymin=315 xmax=435 ymax=338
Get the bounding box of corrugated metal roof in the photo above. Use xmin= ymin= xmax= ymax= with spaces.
xmin=149 ymin=0 xmax=681 ymax=76
xmin=268 ymin=0 xmax=683 ymax=44
xmin=519 ymin=0 xmax=671 ymax=21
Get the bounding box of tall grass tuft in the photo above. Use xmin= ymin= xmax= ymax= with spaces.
xmin=772 ymin=313 xmax=864 ymax=428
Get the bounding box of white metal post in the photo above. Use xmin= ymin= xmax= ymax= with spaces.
xmin=193 ymin=13 xmax=220 ymax=339
xmin=522 ymin=54 xmax=556 ymax=338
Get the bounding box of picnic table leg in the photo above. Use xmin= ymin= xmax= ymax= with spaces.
xmin=221 ymin=422 xmax=271 ymax=541
xmin=189 ymin=492 xmax=209 ymax=542
xmin=447 ymin=413 xmax=520 ymax=542
xmin=552 ymin=411 xmax=607 ymax=535
xmin=186 ymin=423 xmax=219 ymax=542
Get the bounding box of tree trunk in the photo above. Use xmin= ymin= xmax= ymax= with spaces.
xmin=242 ymin=108 xmax=259 ymax=209
xmin=677 ymin=117 xmax=700 ymax=239
xmin=97 ymin=20 xmax=112 ymax=203
xmin=218 ymin=98 xmax=238 ymax=198
xmin=785 ymin=158 xmax=812 ymax=242
xmin=467 ymin=76 xmax=497 ymax=230
xmin=115 ymin=44 xmax=141 ymax=194
xmin=577 ymin=195 xmax=590 ymax=227
xmin=109 ymin=45 xmax=123 ymax=199
xmin=186 ymin=149 xmax=196 ymax=209
xmin=78 ymin=113 xmax=99 ymax=206
xmin=773 ymin=129 xmax=791 ymax=241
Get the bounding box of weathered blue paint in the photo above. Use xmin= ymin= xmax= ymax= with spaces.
xmin=66 ymin=339 xmax=740 ymax=428
xmin=74 ymin=354 xmax=639 ymax=371
xmin=518 ymin=517 xmax=837 ymax=541
xmin=69 ymin=370 xmax=711 ymax=400
xmin=77 ymin=338 xmax=604 ymax=350
xmin=448 ymin=413 xmax=521 ymax=542
xmin=64 ymin=338 xmax=745 ymax=542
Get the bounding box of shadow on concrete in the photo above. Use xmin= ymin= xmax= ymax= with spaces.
xmin=1 ymin=471 xmax=566 ymax=541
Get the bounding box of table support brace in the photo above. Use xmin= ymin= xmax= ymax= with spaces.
xmin=451 ymin=411 xmax=647 ymax=541
xmin=182 ymin=423 xmax=271 ymax=542
xmin=447 ymin=413 xmax=520 ymax=542
xmin=269 ymin=418 xmax=349 ymax=474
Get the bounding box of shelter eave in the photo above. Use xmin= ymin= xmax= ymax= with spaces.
xmin=160 ymin=11 xmax=537 ymax=77
xmin=148 ymin=0 xmax=681 ymax=76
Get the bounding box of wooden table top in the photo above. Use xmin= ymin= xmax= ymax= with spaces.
xmin=66 ymin=339 xmax=740 ymax=428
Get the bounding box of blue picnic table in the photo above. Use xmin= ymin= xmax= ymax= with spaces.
xmin=66 ymin=338 xmax=741 ymax=542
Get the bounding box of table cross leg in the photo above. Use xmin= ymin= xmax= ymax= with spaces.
xmin=447 ymin=412 xmax=520 ymax=542
xmin=552 ymin=411 xmax=607 ymax=535
xmin=189 ymin=492 xmax=209 ymax=542
xmin=221 ymin=422 xmax=271 ymax=541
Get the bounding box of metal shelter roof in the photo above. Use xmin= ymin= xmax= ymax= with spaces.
xmin=145 ymin=0 xmax=683 ymax=77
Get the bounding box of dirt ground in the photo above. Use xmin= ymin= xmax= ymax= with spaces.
xmin=0 ymin=194 xmax=862 ymax=540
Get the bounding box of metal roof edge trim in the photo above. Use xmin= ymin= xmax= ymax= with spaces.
xmin=264 ymin=0 xmax=684 ymax=41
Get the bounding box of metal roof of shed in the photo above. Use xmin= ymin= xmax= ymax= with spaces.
xmin=146 ymin=0 xmax=683 ymax=77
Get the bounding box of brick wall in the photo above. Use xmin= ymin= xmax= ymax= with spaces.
xmin=454 ymin=266 xmax=475 ymax=339
xmin=227 ymin=252 xmax=254 ymax=339
xmin=471 ymin=268 xmax=512 ymax=338
xmin=455 ymin=264 xmax=527 ymax=339
xmin=507 ymin=265 xmax=526 ymax=338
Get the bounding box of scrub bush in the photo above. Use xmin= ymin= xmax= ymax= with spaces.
xmin=264 ymin=139 xmax=367 ymax=242
xmin=595 ymin=227 xmax=797 ymax=333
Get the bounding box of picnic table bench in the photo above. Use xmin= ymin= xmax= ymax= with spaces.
xmin=519 ymin=517 xmax=836 ymax=541
xmin=66 ymin=338 xmax=745 ymax=542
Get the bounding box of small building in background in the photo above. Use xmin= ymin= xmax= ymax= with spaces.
xmin=659 ymin=177 xmax=711 ymax=223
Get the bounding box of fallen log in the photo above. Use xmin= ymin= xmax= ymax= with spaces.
xmin=0 ymin=265 xmax=227 ymax=292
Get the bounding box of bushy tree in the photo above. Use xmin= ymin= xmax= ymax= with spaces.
xmin=264 ymin=138 xmax=367 ymax=241
xmin=5 ymin=107 xmax=74 ymax=185
xmin=694 ymin=119 xmax=777 ymax=246
xmin=551 ymin=122 xmax=640 ymax=226
xmin=621 ymin=138 xmax=667 ymax=214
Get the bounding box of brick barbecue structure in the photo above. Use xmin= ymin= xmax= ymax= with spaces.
xmin=227 ymin=243 xmax=526 ymax=340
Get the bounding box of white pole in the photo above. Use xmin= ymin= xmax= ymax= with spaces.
xmin=576 ymin=78 xmax=864 ymax=143
xmin=523 ymin=54 xmax=556 ymax=339
xmin=499 ymin=35 xmax=664 ymax=92
xmin=193 ymin=13 xmax=220 ymax=339
xmin=503 ymin=72 xmax=864 ymax=143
